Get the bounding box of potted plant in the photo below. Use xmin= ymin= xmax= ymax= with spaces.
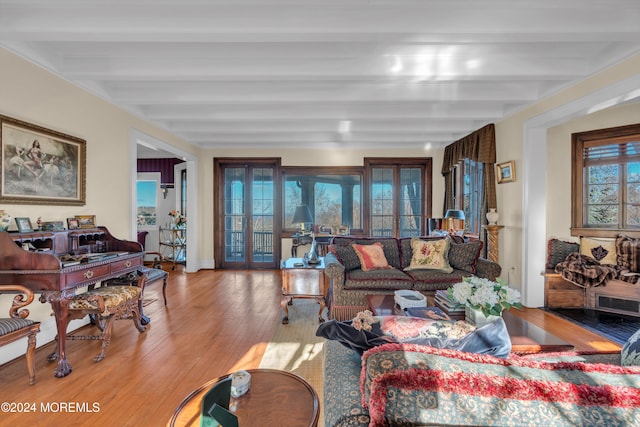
xmin=447 ymin=277 xmax=522 ymax=326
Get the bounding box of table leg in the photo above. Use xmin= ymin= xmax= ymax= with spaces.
xmin=281 ymin=296 xmax=292 ymax=324
xmin=314 ymin=297 xmax=326 ymax=323
xmin=42 ymin=292 xmax=73 ymax=377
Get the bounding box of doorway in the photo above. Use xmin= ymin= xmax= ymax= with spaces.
xmin=214 ymin=158 xmax=280 ymax=269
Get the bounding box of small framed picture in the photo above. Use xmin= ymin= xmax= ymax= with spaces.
xmin=75 ymin=215 xmax=96 ymax=228
xmin=42 ymin=221 xmax=65 ymax=231
xmin=15 ymin=217 xmax=34 ymax=233
xmin=337 ymin=225 xmax=350 ymax=236
xmin=66 ymin=218 xmax=80 ymax=230
xmin=496 ymin=160 xmax=516 ymax=184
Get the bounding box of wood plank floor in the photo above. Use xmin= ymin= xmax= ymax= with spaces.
xmin=0 ymin=268 xmax=622 ymax=426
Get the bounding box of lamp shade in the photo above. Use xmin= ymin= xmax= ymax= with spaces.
xmin=292 ymin=205 xmax=313 ymax=225
xmin=444 ymin=209 xmax=465 ymax=220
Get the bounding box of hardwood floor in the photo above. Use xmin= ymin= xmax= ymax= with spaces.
xmin=0 ymin=269 xmax=622 ymax=426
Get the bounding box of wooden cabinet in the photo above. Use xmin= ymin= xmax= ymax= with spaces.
xmin=544 ymin=270 xmax=585 ymax=308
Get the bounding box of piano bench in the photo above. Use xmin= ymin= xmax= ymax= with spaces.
xmin=63 ymin=281 xmax=147 ymax=363
xmin=0 ymin=285 xmax=41 ymax=385
xmin=106 ymin=267 xmax=168 ymax=306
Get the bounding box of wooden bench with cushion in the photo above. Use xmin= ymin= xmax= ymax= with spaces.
xmin=0 ymin=285 xmax=41 ymax=385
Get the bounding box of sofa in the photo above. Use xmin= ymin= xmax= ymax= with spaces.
xmin=324 ymin=235 xmax=501 ymax=321
xmin=323 ymin=333 xmax=640 ymax=427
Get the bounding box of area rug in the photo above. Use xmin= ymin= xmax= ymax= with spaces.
xmin=260 ymin=299 xmax=326 ymax=425
xmin=545 ymin=307 xmax=640 ymax=345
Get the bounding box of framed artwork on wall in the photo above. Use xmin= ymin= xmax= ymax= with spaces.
xmin=496 ymin=160 xmax=516 ymax=184
xmin=0 ymin=115 xmax=86 ymax=205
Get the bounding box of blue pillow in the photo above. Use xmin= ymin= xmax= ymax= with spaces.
xmin=622 ymin=328 xmax=640 ymax=366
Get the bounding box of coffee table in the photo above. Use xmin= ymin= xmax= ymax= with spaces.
xmin=280 ymin=257 xmax=328 ymax=324
xmin=169 ymin=368 xmax=319 ymax=427
xmin=367 ymin=294 xmax=573 ymax=354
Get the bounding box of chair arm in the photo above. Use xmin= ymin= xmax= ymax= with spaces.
xmin=0 ymin=284 xmax=36 ymax=319
xmin=144 ymin=251 xmax=164 ymax=269
xmin=475 ymin=258 xmax=502 ymax=281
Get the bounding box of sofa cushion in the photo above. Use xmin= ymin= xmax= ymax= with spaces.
xmin=409 ymin=269 xmax=468 ymax=292
xmin=449 ymin=239 xmax=483 ymax=273
xmin=322 ymin=340 xmax=370 ymax=427
xmin=362 ymin=343 xmax=640 ymax=427
xmin=351 ymin=242 xmax=391 ymax=272
xmin=404 ymin=237 xmax=453 ymax=273
xmin=547 ymin=238 xmax=580 ymax=269
xmin=580 ymin=237 xmax=617 ymax=265
xmin=616 ymin=234 xmax=640 ymax=273
xmin=344 ymin=268 xmax=413 ymax=290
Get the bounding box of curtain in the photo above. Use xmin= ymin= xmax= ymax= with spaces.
xmin=441 ymin=123 xmax=497 ymax=238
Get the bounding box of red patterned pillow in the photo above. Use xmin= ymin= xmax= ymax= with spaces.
xmin=351 ymin=242 xmax=392 ymax=272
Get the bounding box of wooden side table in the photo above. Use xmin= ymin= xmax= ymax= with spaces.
xmin=169 ymin=369 xmax=319 ymax=427
xmin=280 ymin=257 xmax=327 ymax=324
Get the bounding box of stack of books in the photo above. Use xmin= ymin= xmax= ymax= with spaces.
xmin=435 ymin=290 xmax=465 ymax=315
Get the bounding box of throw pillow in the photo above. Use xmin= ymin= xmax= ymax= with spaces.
xmin=404 ymin=237 xmax=453 ymax=273
xmin=616 ymin=234 xmax=640 ymax=273
xmin=351 ymin=242 xmax=392 ymax=272
xmin=546 ymin=238 xmax=580 ymax=269
xmin=580 ymin=237 xmax=617 ymax=265
xmin=448 ymin=240 xmax=483 ymax=273
xmin=328 ymin=244 xmax=360 ymax=271
xmin=622 ymin=328 xmax=640 ymax=366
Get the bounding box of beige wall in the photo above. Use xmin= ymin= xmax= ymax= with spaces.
xmin=547 ymin=102 xmax=640 ymax=240
xmin=0 ymin=48 xmax=195 ymax=363
xmin=495 ymin=53 xmax=640 ymax=305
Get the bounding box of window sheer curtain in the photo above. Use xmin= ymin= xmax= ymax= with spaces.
xmin=441 ymin=123 xmax=497 ymax=233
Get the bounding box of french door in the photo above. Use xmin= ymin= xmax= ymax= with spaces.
xmin=365 ymin=158 xmax=431 ymax=238
xmin=214 ymin=158 xmax=280 ymax=269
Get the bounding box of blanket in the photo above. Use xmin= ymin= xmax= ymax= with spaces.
xmin=555 ymin=252 xmax=618 ymax=288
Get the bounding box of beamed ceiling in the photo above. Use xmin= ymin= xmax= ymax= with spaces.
xmin=1 ymin=0 xmax=640 ymax=155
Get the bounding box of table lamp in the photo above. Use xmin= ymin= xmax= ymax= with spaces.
xmin=444 ymin=209 xmax=465 ymax=234
xmin=292 ymin=205 xmax=314 ymax=235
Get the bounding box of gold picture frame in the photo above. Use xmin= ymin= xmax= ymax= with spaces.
xmin=496 ymin=160 xmax=515 ymax=184
xmin=75 ymin=215 xmax=96 ymax=228
xmin=0 ymin=115 xmax=86 ymax=206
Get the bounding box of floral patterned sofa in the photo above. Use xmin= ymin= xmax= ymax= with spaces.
xmin=324 ymin=236 xmax=501 ymax=321
xmin=323 ymin=337 xmax=640 ymax=427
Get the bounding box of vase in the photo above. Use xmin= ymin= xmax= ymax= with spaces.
xmin=465 ymin=306 xmax=501 ymax=328
xmin=486 ymin=208 xmax=499 ymax=225
xmin=0 ymin=210 xmax=11 ymax=232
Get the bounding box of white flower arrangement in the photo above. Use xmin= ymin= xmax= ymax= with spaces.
xmin=447 ymin=276 xmax=522 ymax=317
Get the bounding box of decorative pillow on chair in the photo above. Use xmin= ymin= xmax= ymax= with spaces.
xmin=580 ymin=237 xmax=617 ymax=265
xmin=546 ymin=238 xmax=580 ymax=269
xmin=351 ymin=242 xmax=392 ymax=272
xmin=404 ymin=237 xmax=453 ymax=273
xmin=616 ymin=234 xmax=640 ymax=273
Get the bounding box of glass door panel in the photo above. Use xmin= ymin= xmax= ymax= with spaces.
xmin=371 ymin=167 xmax=394 ymax=237
xmin=224 ymin=167 xmax=246 ymax=263
xmin=399 ymin=167 xmax=422 ymax=237
xmin=251 ymin=167 xmax=274 ymax=264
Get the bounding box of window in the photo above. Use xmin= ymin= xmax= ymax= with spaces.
xmin=572 ymin=124 xmax=640 ymax=237
xmin=136 ymin=175 xmax=159 ymax=226
xmin=460 ymin=158 xmax=484 ymax=235
xmin=283 ymin=168 xmax=362 ymax=232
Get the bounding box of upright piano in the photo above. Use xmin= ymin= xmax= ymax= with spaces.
xmin=0 ymin=227 xmax=143 ymax=377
